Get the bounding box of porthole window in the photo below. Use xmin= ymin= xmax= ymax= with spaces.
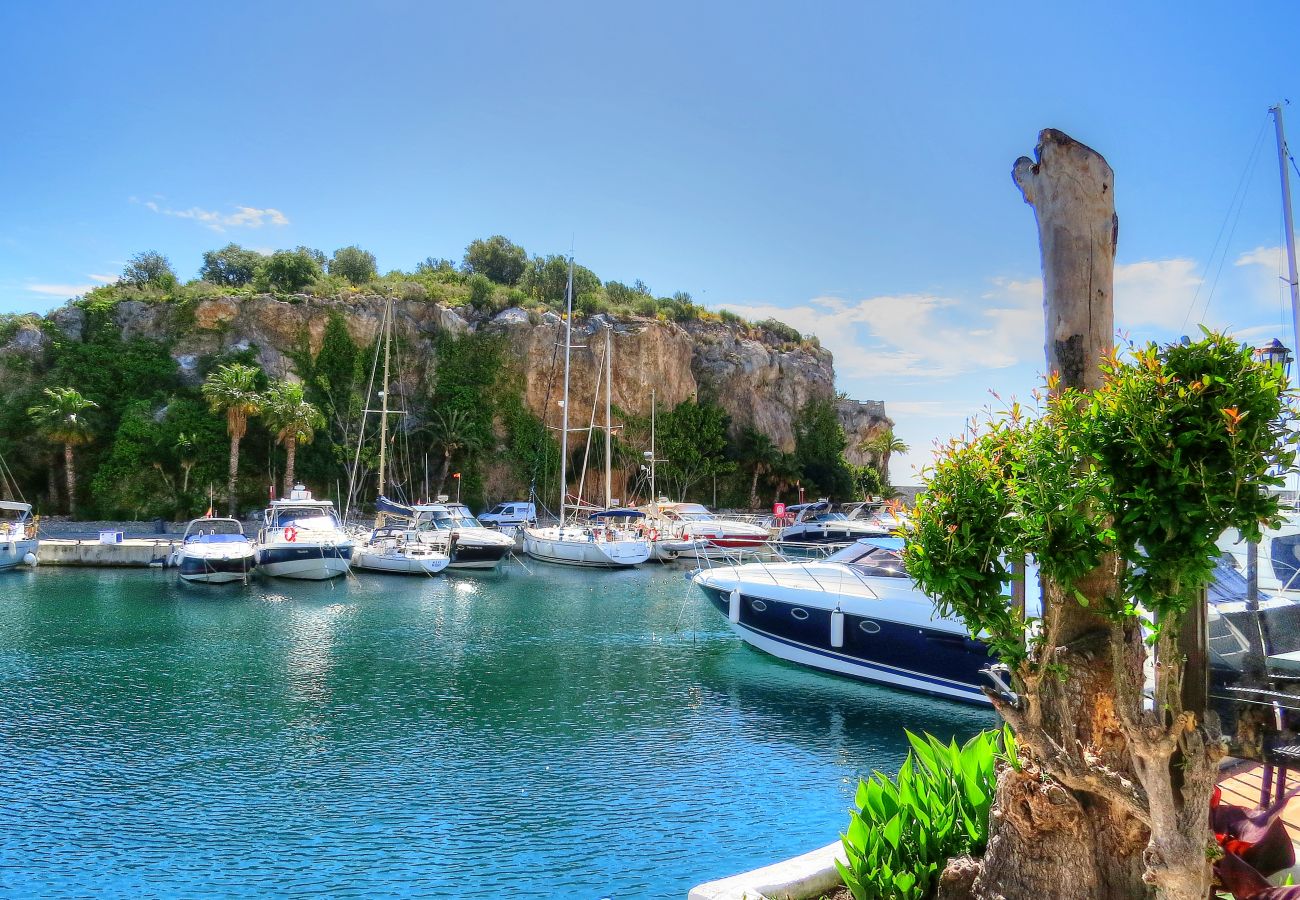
xmin=750 ymin=599 xmax=767 ymax=612
xmin=791 ymin=607 xmax=809 ymax=621
xmin=859 ymin=619 xmax=881 ymax=634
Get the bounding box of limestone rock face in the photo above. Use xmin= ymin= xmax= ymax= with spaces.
xmin=838 ymin=398 xmax=894 ymax=466
xmin=9 ymin=295 xmax=888 ymax=455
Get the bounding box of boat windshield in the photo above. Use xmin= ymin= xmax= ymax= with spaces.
xmin=809 ymin=512 xmax=848 ymax=522
xmin=417 ymin=510 xmax=458 ymax=531
xmin=827 ymin=539 xmax=908 ymax=577
xmin=447 ymin=505 xmax=484 ymax=527
xmin=272 ymin=507 xmax=341 ymax=530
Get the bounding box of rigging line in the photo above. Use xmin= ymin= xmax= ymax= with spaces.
xmin=346 ymin=299 xmax=388 ymax=519
xmin=1197 ymin=122 xmax=1270 ymax=326
xmin=1182 ymin=115 xmax=1270 ymax=332
xmin=574 ymin=339 xmax=606 ymax=511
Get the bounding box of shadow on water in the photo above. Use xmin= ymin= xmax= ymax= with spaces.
xmin=0 ymin=564 xmax=995 ymax=899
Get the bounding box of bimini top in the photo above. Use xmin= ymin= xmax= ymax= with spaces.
xmin=589 ymin=508 xmax=646 ymax=520
xmin=0 ymin=500 xmax=32 ymax=516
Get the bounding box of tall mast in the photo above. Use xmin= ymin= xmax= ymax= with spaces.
xmin=604 ymin=325 xmax=613 ymax=509
xmin=1272 ymin=103 xmax=1300 ymax=371
xmin=559 ymin=257 xmax=574 ymax=523
xmin=649 ymin=389 xmax=657 ymax=503
xmin=377 ymin=297 xmax=392 ymax=498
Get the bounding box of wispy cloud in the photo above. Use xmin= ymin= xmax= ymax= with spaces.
xmin=26 ymin=282 xmax=96 ymax=296
xmin=88 ymin=273 xmax=116 ymax=283
xmin=133 ymin=197 xmax=290 ymax=232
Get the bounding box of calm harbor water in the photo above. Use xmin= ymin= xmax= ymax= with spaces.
xmin=0 ymin=563 xmax=993 ymax=898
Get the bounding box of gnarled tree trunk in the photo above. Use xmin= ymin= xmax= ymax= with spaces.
xmin=964 ymin=130 xmax=1157 ymax=899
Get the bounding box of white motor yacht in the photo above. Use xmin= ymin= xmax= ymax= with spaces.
xmin=376 ymin=497 xmax=514 ymax=570
xmin=255 ymin=486 xmax=354 ymax=580
xmin=0 ymin=501 xmax=39 ymax=572
xmin=169 ymin=517 xmax=256 ymax=584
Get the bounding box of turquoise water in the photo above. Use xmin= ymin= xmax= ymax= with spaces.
xmin=0 ymin=564 xmax=993 ymax=898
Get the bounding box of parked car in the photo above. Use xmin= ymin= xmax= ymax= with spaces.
xmin=479 ymin=501 xmax=537 ymax=528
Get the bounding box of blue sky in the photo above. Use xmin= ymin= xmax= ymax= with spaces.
xmin=3 ymin=1 xmax=1298 ymax=483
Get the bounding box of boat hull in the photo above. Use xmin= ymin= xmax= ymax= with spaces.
xmin=176 ymin=549 xmax=255 ymax=584
xmin=0 ymin=538 xmax=39 ymax=571
xmin=778 ymin=524 xmax=889 ymax=545
xmin=522 ymin=530 xmax=651 ymax=568
xmin=694 ymin=582 xmax=991 ymax=704
xmin=351 ymin=549 xmax=448 ymax=576
xmin=256 ymin=543 xmax=353 ymax=580
xmin=448 ymin=540 xmax=511 ymax=570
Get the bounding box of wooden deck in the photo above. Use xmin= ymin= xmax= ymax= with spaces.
xmin=1218 ymin=761 xmax=1300 ymax=833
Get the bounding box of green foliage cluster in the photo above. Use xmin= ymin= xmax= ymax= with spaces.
xmin=50 ymin=236 xmax=817 ymax=338
xmin=837 ymin=728 xmax=1016 ymax=900
xmin=905 ymin=331 xmax=1294 ymax=667
xmin=795 ymin=398 xmax=855 ymax=499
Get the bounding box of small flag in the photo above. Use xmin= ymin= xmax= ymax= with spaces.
xmin=205 ymin=505 xmax=214 ymax=518
xmin=452 ymin=472 xmax=461 ymax=479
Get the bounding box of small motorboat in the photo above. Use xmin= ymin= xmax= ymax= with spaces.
xmin=641 ymin=500 xmax=770 ymax=560
xmin=774 ymin=499 xmax=892 ymax=548
xmin=0 ymin=501 xmax=39 ymax=572
xmin=170 ymin=517 xmax=256 ymax=584
xmin=352 ymin=525 xmax=450 ymax=576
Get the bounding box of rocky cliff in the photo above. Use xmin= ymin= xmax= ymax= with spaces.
xmin=5 ymin=294 xmax=890 ymax=454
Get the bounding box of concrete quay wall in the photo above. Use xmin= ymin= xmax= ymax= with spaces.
xmin=37 ymin=538 xmax=178 ymax=567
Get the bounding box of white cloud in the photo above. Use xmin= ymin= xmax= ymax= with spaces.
xmin=88 ymin=273 xmax=116 ymax=283
xmin=135 ymin=197 xmax=290 ymax=232
xmin=724 ymin=278 xmax=1041 ymax=379
xmin=1236 ymin=245 xmax=1283 ymax=269
xmin=1113 ymin=258 xmax=1202 ymax=330
xmin=26 ymin=283 xmax=96 ymax=296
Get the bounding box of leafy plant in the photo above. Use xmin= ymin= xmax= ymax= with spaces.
xmin=837 ymin=727 xmax=1015 ymax=900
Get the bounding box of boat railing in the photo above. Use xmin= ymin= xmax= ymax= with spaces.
xmin=688 ymin=540 xmax=882 ymax=599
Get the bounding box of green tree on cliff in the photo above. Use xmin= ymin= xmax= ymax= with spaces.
xmin=257 ymin=248 xmax=322 ymax=292
xmin=200 ymin=244 xmax=264 ymax=287
xmin=27 ymin=387 xmax=97 ymax=516
xmin=202 ymin=363 xmax=262 ymax=516
xmin=328 ymin=246 xmax=378 ymax=286
xmin=261 ymin=380 xmax=325 ymax=496
xmin=793 ymin=398 xmax=853 ymax=499
xmin=463 ymin=236 xmax=528 ymax=286
xmin=121 ymin=251 xmax=178 ymax=290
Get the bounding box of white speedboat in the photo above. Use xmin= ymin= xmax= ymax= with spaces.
xmin=255 ymin=486 xmax=354 ymax=580
xmin=169 ymin=517 xmax=256 ymax=584
xmin=352 ymin=525 xmax=450 ymax=576
xmin=0 ymin=501 xmax=39 ymax=572
xmin=691 ymin=537 xmax=1028 ymax=704
xmin=642 ymin=500 xmax=770 ymax=559
xmin=774 ymin=500 xmax=893 ymax=547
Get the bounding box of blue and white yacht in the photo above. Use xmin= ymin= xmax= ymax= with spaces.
xmin=775 ymin=500 xmax=893 ymax=546
xmin=170 ymin=516 xmax=256 ymax=584
xmin=255 ymin=485 xmax=353 ymax=580
xmin=691 ymin=537 xmax=1027 ymax=704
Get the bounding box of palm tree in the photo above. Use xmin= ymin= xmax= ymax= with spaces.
xmin=737 ymin=427 xmax=780 ymax=509
xmin=424 ymin=408 xmax=483 ymax=497
xmin=859 ymin=428 xmax=909 ymax=480
xmin=27 ymin=387 xmax=97 ymax=517
xmin=174 ymin=432 xmax=198 ymax=494
xmin=261 ymin=380 xmax=326 ymax=497
xmin=202 ymin=363 xmax=262 ymax=516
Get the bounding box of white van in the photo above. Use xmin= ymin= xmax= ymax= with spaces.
xmin=479 ymin=501 xmax=537 ymax=528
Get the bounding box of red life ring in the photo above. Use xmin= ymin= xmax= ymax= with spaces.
xmin=283 ymin=525 xmax=299 ymax=542
xmin=649 ymin=529 xmax=659 ymax=542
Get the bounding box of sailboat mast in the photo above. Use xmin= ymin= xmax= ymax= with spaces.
xmin=649 ymin=389 xmax=656 ymax=503
xmin=559 ymin=257 xmax=574 ymax=523
xmin=377 ymin=298 xmax=392 ymax=498
xmin=1272 ymin=104 xmax=1300 ymax=370
xmin=604 ymin=326 xmax=613 ymax=510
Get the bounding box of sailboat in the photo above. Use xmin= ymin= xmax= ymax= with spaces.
xmin=522 ymin=260 xmax=651 ymax=568
xmin=350 ymin=296 xmax=452 ymax=576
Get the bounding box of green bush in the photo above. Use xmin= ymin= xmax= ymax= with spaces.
xmin=837 ymin=727 xmax=1016 ymax=900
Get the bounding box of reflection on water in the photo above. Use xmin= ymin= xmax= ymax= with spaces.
xmin=0 ymin=565 xmax=992 ymax=898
